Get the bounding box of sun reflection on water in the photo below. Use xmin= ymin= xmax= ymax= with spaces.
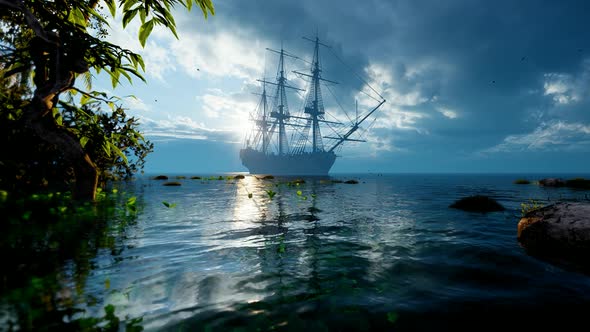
xmin=232 ymin=175 xmax=270 ymax=225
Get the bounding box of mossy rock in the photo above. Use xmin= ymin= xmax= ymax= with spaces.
xmin=450 ymin=195 xmax=505 ymax=212
xmin=331 ymin=180 xmax=344 ymax=184
xmin=153 ymin=175 xmax=169 ymax=180
xmin=234 ymin=175 xmax=246 ymax=179
xmin=565 ymin=178 xmax=590 ymax=189
xmin=344 ymin=179 xmax=359 ymax=184
xmin=513 ymin=179 xmax=531 ymax=184
xmin=190 ymin=176 xmax=202 ymax=180
xmin=163 ymin=182 xmax=182 ymax=186
xmin=261 ymin=175 xmax=274 ymax=180
xmin=292 ymin=178 xmax=305 ymax=184
xmin=176 ymin=176 xmax=186 ymax=179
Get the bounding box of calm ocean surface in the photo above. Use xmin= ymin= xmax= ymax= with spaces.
xmin=23 ymin=173 xmax=590 ymax=330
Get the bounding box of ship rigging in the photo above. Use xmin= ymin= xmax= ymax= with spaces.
xmin=240 ymin=36 xmax=386 ymax=175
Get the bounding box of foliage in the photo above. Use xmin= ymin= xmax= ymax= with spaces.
xmin=0 ymin=86 xmax=153 ymax=191
xmin=0 ymin=0 xmax=214 ymax=198
xmin=162 ymin=201 xmax=177 ymax=208
xmin=513 ymin=179 xmax=531 ymax=185
xmin=520 ymin=199 xmax=544 ymax=216
xmin=60 ymin=98 xmax=154 ymax=184
xmin=0 ymin=69 xmax=72 ymax=193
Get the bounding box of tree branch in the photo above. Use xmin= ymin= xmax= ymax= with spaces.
xmin=0 ymin=0 xmax=57 ymax=44
xmin=70 ymin=87 xmax=117 ymax=104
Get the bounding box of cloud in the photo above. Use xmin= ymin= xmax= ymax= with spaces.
xmin=355 ymin=61 xmax=440 ymax=133
xmin=542 ymin=59 xmax=590 ymax=106
xmin=543 ymin=73 xmax=579 ymax=105
xmin=436 ymin=107 xmax=458 ymax=119
xmin=483 ymin=120 xmax=590 ymax=153
xmin=124 ymin=96 xmax=151 ymax=112
xmin=137 ymin=115 xmax=234 ymax=142
xmin=168 ymin=29 xmax=267 ymax=81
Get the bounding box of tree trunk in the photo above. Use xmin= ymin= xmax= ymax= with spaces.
xmin=3 ymin=1 xmax=99 ymax=200
xmin=25 ymin=92 xmax=98 ymax=201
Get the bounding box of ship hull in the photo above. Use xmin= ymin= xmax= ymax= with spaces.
xmin=240 ymin=148 xmax=336 ymax=175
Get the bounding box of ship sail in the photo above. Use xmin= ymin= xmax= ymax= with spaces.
xmin=240 ymin=36 xmax=386 ymax=175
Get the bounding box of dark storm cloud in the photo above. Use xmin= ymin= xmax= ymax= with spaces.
xmin=179 ymin=0 xmax=590 ymax=166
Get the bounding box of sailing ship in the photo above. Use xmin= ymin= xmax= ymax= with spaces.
xmin=240 ymin=36 xmax=386 ymax=175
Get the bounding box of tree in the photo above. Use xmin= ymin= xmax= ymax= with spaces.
xmin=0 ymin=0 xmax=214 ymax=200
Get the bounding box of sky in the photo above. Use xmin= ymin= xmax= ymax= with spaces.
xmin=94 ymin=0 xmax=590 ymax=174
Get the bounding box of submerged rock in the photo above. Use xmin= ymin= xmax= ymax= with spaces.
xmin=449 ymin=195 xmax=505 ymax=212
xmin=153 ymin=175 xmax=169 ymax=180
xmin=344 ymin=179 xmax=359 ymax=184
xmin=538 ymin=178 xmax=565 ymax=187
xmin=163 ymin=181 xmax=182 ymax=186
xmin=517 ymin=202 xmax=590 ymax=253
xmin=190 ymin=176 xmax=202 ymax=180
xmin=565 ymin=178 xmax=590 ymax=189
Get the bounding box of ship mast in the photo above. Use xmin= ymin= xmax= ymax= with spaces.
xmin=276 ymin=49 xmax=288 ymax=155
xmin=261 ymin=83 xmax=269 ymax=154
xmin=259 ymin=47 xmax=305 ymax=156
xmin=311 ymin=37 xmax=321 ymax=153
xmin=294 ymin=36 xmax=339 ymax=153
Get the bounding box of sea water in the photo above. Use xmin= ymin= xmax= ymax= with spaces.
xmin=3 ymin=173 xmax=590 ymax=331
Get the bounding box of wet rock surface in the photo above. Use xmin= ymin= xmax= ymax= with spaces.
xmin=518 ymin=202 xmax=590 ymax=251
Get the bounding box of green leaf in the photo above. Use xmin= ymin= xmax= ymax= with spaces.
xmin=69 ymin=8 xmax=87 ymax=27
xmin=110 ymin=143 xmax=128 ymax=164
xmin=83 ymin=72 xmax=93 ymax=90
xmin=122 ymin=8 xmax=138 ymax=28
xmin=162 ymin=201 xmax=177 ymax=208
xmin=122 ymin=0 xmax=139 ymax=12
xmin=387 ymin=312 xmax=398 ymax=324
xmin=139 ymin=8 xmax=147 ymax=23
xmin=80 ymin=136 xmax=89 ymax=148
xmin=105 ymin=0 xmax=116 ymax=17
xmin=127 ymin=196 xmax=137 ymax=206
xmin=110 ymin=69 xmax=121 ymax=88
xmin=296 ymin=190 xmax=302 ymax=196
xmin=84 ymin=5 xmax=109 ymax=25
xmin=138 ymin=19 xmax=155 ymax=47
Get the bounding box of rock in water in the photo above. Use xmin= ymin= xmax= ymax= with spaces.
xmin=538 ymin=178 xmax=565 ymax=187
xmin=449 ymin=195 xmax=505 ymax=212
xmin=518 ymin=202 xmax=590 ymax=253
